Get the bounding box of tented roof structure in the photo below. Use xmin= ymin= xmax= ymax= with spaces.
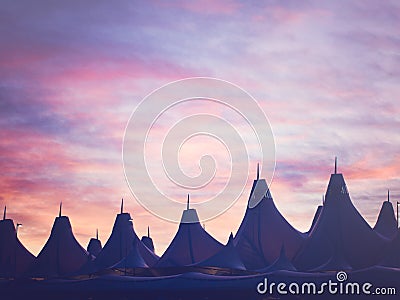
xmin=310 ymin=238 xmax=352 ymax=272
xmin=87 ymin=229 xmax=102 ymax=257
xmin=194 ymin=233 xmax=246 ymax=271
xmin=0 ymin=207 xmax=35 ymax=278
xmin=311 ymin=250 xmax=352 ymax=272
xmin=306 ymin=205 xmax=323 ymax=235
xmin=141 ymin=226 xmax=155 ymax=253
xmin=112 ymin=238 xmax=148 ymax=270
xmin=156 ymin=196 xmax=223 ymax=267
xmin=234 ymin=166 xmax=305 ymax=270
xmin=257 ymin=245 xmax=297 ymax=273
xmin=373 ymin=191 xmax=398 ymax=240
xmin=28 ymin=205 xmax=90 ymax=278
xmin=380 ymin=227 xmax=400 ymax=268
xmin=93 ymin=200 xmax=158 ymax=270
xmin=294 ymin=161 xmax=388 ymax=270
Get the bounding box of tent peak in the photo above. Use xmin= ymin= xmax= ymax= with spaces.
xmin=180 ymin=207 xmax=200 ymax=223
xmin=248 ymin=178 xmax=271 ymax=208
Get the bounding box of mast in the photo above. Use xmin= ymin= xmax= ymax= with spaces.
xmin=59 ymin=202 xmax=62 ymax=217
xmin=187 ymin=194 xmax=190 ymax=210
xmin=387 ymin=190 xmax=390 ymax=202
xmin=257 ymin=163 xmax=260 ymax=180
xmin=147 ymin=226 xmax=150 ymax=238
xmin=3 ymin=206 xmax=6 ymax=220
xmin=334 ymin=156 xmax=337 ymax=174
xmin=121 ymin=198 xmax=124 ymax=214
xmin=96 ymin=228 xmax=99 ymax=240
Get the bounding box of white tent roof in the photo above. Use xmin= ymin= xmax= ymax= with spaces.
xmin=234 ymin=176 xmax=305 ymax=270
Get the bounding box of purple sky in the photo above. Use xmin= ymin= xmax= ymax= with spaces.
xmin=1 ymin=0 xmax=400 ymax=255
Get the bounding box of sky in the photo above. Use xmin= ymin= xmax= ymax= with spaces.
xmin=1 ymin=0 xmax=400 ymax=256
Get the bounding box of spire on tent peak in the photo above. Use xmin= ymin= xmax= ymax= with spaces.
xmin=334 ymin=156 xmax=337 ymax=174
xmin=120 ymin=198 xmax=124 ymax=214
xmin=141 ymin=226 xmax=155 ymax=253
xmin=96 ymin=228 xmax=99 ymax=240
xmin=257 ymin=163 xmax=260 ymax=180
xmin=3 ymin=206 xmax=6 ymax=220
xmin=187 ymin=194 xmax=190 ymax=210
xmin=59 ymin=202 xmax=62 ymax=217
xmin=373 ymin=196 xmax=397 ymax=239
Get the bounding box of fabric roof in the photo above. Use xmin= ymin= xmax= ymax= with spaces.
xmin=294 ymin=173 xmax=388 ymax=270
xmin=257 ymin=245 xmax=297 ymax=273
xmin=373 ymin=199 xmax=398 ymax=239
xmin=28 ymin=216 xmax=90 ymax=278
xmin=234 ymin=178 xmax=305 ymax=270
xmin=112 ymin=238 xmax=148 ymax=269
xmin=306 ymin=205 xmax=323 ymax=235
xmin=194 ymin=233 xmax=246 ymax=270
xmin=93 ymin=213 xmax=158 ymax=270
xmin=156 ymin=208 xmax=223 ymax=267
xmin=0 ymin=218 xmax=35 ymax=277
xmin=87 ymin=238 xmax=102 ymax=257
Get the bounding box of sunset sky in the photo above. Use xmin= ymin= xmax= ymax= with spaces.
xmin=1 ymin=0 xmax=400 ymax=256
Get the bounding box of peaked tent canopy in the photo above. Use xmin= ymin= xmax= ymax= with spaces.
xmin=156 ymin=199 xmax=223 ymax=267
xmin=380 ymin=227 xmax=400 ymax=268
xmin=87 ymin=230 xmax=102 ymax=257
xmin=194 ymin=233 xmax=246 ymax=270
xmin=141 ymin=226 xmax=155 ymax=253
xmin=373 ymin=193 xmax=397 ymax=239
xmin=306 ymin=205 xmax=323 ymax=235
xmin=234 ymin=170 xmax=305 ymax=270
xmin=257 ymin=245 xmax=297 ymax=273
xmin=112 ymin=238 xmax=148 ymax=270
xmin=294 ymin=168 xmax=388 ymax=271
xmin=0 ymin=214 xmax=35 ymax=278
xmin=28 ymin=215 xmax=90 ymax=278
xmin=93 ymin=210 xmax=158 ymax=270
xmin=311 ymin=241 xmax=352 ymax=272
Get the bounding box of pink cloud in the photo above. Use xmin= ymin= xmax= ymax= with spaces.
xmin=154 ymin=0 xmax=241 ymax=15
